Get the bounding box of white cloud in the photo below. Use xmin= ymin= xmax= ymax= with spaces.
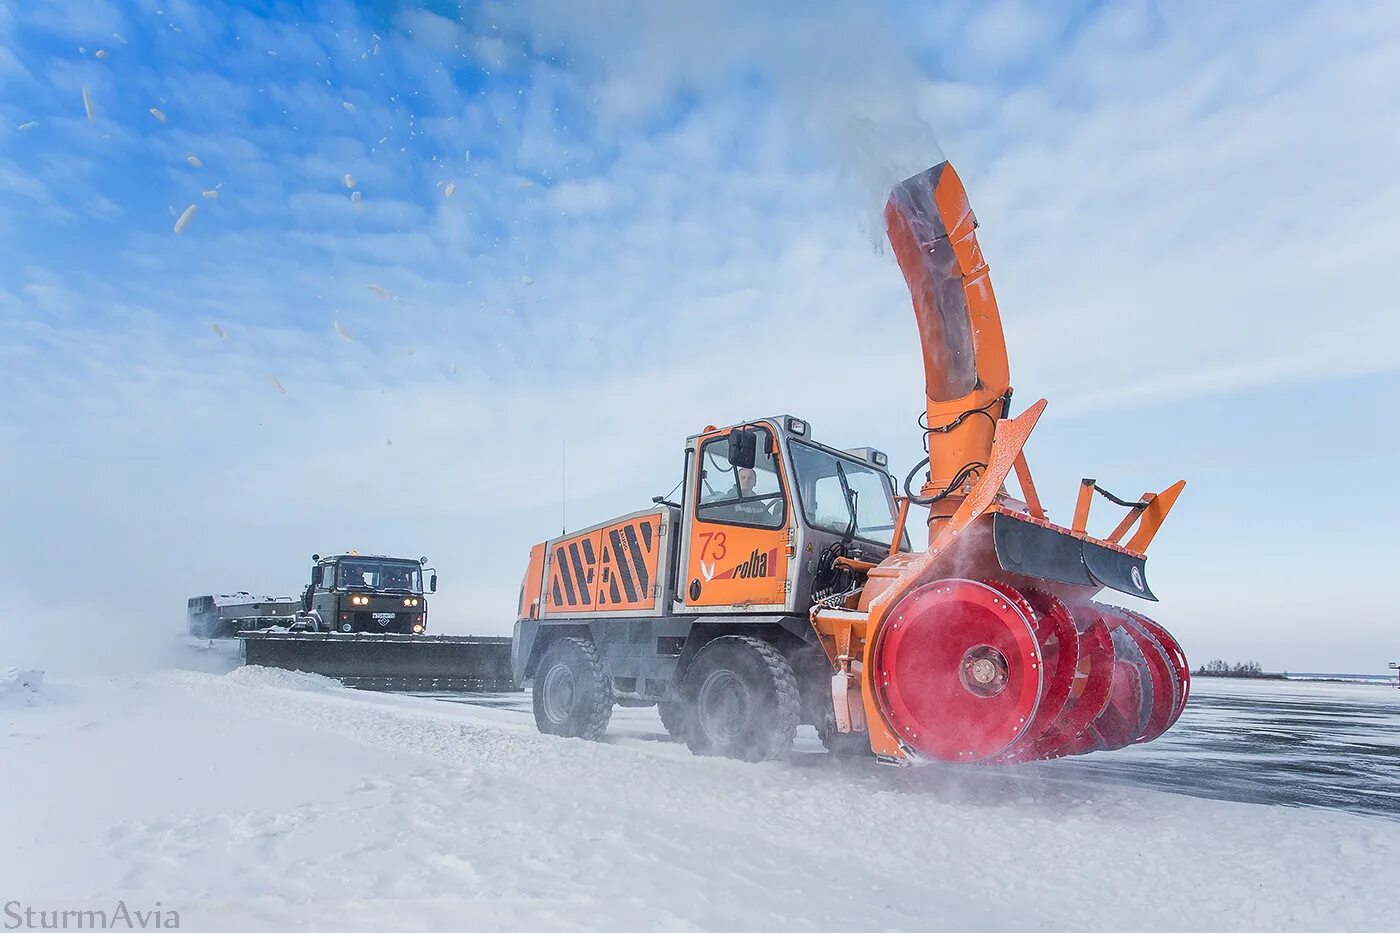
xmin=1 ymin=0 xmax=1398 ymax=673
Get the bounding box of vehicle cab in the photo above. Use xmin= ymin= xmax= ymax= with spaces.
xmin=302 ymin=553 xmax=438 ymax=634
xmin=675 ymin=414 xmax=912 ymax=617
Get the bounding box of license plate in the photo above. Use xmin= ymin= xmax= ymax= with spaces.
xmin=372 ymin=613 xmax=395 ymax=621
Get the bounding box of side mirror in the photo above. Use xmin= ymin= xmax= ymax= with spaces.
xmin=727 ymin=429 xmax=757 ymax=469
xmin=429 ymin=574 xmax=438 ymax=593
xmin=311 ymin=565 xmax=323 ymax=585
xmin=311 ymin=553 xmax=320 ymax=562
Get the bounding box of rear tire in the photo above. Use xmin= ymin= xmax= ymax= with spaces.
xmin=533 ymin=637 xmax=613 ymax=740
xmin=682 ymin=636 xmax=799 ymax=762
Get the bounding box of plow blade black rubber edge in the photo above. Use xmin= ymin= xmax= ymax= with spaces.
xmin=1082 ymin=542 xmax=1156 ymax=601
xmin=993 ymin=512 xmax=1094 ymax=587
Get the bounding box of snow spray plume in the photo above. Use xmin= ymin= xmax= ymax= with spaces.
xmin=482 ymin=0 xmax=942 ymax=244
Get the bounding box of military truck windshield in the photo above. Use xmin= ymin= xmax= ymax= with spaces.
xmin=790 ymin=442 xmax=904 ymax=547
xmin=336 ymin=560 xmax=423 ymax=593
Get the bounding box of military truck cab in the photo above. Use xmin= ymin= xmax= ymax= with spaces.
xmin=302 ymin=553 xmax=438 ymax=635
xmin=513 ymin=416 xmax=911 ymax=758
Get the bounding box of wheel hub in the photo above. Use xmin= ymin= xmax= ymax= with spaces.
xmin=697 ymin=670 xmax=751 ymax=744
xmin=960 ymin=646 xmax=1009 ymax=697
xmin=541 ymin=662 xmax=577 ymax=723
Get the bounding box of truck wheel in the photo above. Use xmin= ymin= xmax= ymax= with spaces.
xmin=682 ymin=636 xmax=799 ymax=762
xmin=533 ymin=637 xmax=613 ymax=740
xmin=657 ymin=695 xmax=688 ymax=739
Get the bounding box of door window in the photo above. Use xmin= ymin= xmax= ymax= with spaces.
xmin=695 ymin=427 xmax=786 ymax=529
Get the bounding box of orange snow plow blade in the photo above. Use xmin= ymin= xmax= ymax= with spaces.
xmin=812 ymin=162 xmax=1189 ymax=765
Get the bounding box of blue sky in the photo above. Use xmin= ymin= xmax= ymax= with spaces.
xmin=1 ymin=0 xmax=1397 ymax=673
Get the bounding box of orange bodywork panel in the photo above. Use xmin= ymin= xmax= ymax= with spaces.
xmin=519 ymin=542 xmax=546 ymax=619
xmin=683 ymin=521 xmax=788 ymax=609
xmin=535 ymin=509 xmax=670 ymax=618
xmin=545 ymin=530 xmax=603 ymax=614
xmin=594 ymin=512 xmax=665 ymax=611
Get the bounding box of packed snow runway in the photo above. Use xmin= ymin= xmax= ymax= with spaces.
xmin=423 ymin=677 xmax=1400 ymax=820
xmin=2 ymin=657 xmax=1397 ymax=931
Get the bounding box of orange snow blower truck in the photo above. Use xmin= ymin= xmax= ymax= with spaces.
xmin=511 ymin=161 xmax=1189 ymax=764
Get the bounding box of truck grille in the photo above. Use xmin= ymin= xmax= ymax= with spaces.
xmin=354 ymin=611 xmax=405 ymax=628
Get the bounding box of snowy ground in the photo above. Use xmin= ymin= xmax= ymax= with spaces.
xmin=425 ymin=675 xmax=1400 ymax=819
xmin=2 ymin=650 xmax=1398 ymax=932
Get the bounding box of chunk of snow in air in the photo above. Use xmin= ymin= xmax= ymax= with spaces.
xmin=82 ymin=87 xmax=95 ymax=121
xmin=334 ymin=321 xmax=356 ymax=341
xmin=186 ymin=154 xmax=203 ymax=168
xmin=149 ymin=107 xmax=167 ymax=123
xmin=95 ymin=49 xmax=108 ymax=59
xmin=202 ymin=189 xmax=219 ymax=199
xmin=269 ymin=375 xmax=286 ymax=395
xmin=17 ymin=121 xmax=38 ymax=131
xmin=366 ymin=285 xmax=394 ymax=299
xmin=343 ymin=101 xmax=355 ymax=112
xmin=343 ymin=173 xmax=356 ymax=189
xmin=173 ymin=204 xmax=197 ymax=234
xmin=208 ymin=322 xmax=226 ymax=338
xmin=351 ymin=190 xmax=362 ymax=207
xmin=444 ymin=182 xmax=456 ymax=199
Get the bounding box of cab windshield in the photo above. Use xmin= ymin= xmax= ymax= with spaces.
xmin=336 ymin=560 xmax=423 ymax=593
xmin=789 ymin=443 xmax=905 ymax=548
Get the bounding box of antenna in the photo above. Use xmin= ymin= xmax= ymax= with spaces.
xmin=561 ymin=439 xmax=567 ymax=535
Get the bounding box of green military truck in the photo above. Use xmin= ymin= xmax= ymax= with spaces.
xmin=297 ymin=553 xmax=438 ymax=634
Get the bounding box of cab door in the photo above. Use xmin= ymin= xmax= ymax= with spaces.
xmin=678 ymin=423 xmax=792 ymax=612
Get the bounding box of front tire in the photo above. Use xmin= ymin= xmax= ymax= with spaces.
xmin=817 ymin=707 xmax=875 ymax=757
xmin=532 ymin=637 xmax=613 ymax=740
xmin=657 ymin=694 xmax=687 ymax=738
xmin=682 ymin=636 xmax=799 ymax=762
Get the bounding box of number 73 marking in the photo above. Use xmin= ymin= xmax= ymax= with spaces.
xmin=697 ymin=531 xmax=728 ymax=562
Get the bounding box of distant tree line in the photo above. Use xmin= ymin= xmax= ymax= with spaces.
xmin=1194 ymin=659 xmax=1272 ymax=677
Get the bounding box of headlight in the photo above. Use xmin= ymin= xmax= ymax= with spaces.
xmin=412 ymin=623 xmax=423 ymax=634
xmin=402 ymin=597 xmax=420 ymax=607
xmin=351 ymin=595 xmax=369 ymax=606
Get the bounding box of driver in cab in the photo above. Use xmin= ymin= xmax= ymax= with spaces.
xmin=721 ymin=467 xmax=778 ymax=523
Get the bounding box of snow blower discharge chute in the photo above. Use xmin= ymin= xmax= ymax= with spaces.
xmin=510 ymin=160 xmax=1190 ymax=764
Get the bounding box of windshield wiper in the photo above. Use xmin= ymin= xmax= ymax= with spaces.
xmin=834 ymin=461 xmax=859 ymax=542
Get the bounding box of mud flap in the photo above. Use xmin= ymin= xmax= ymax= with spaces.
xmin=993 ymin=512 xmax=1155 ymax=601
xmin=830 ymin=671 xmax=866 ymax=734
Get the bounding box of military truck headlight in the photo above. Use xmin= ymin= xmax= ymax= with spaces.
xmin=403 ymin=597 xmax=420 ymax=607
xmin=412 ymin=623 xmax=424 ymax=634
xmin=351 ymin=595 xmax=369 ymax=606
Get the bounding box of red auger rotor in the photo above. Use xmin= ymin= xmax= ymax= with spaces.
xmin=870 ymin=578 xmax=1189 ymax=764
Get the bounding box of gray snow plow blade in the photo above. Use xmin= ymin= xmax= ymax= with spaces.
xmin=992 ymin=511 xmax=1156 ymax=601
xmin=237 ymin=632 xmax=518 ymax=692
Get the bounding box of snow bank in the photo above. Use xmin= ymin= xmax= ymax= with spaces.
xmin=225 ymin=664 xmax=344 ymax=692
xmin=0 ymin=668 xmax=46 ymax=706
